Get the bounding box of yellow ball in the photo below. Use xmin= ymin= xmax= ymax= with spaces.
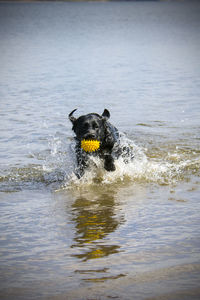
xmin=81 ymin=139 xmax=100 ymax=153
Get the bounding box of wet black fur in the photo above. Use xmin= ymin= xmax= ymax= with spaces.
xmin=69 ymin=109 xmax=121 ymax=178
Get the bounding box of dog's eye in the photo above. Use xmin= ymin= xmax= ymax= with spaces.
xmin=92 ymin=122 xmax=98 ymax=129
xmin=83 ymin=122 xmax=89 ymax=129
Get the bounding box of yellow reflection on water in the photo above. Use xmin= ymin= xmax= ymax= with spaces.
xmin=70 ymin=186 xmax=124 ymax=261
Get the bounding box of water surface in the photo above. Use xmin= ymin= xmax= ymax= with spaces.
xmin=0 ymin=1 xmax=200 ymax=299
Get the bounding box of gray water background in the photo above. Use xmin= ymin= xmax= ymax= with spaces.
xmin=0 ymin=1 xmax=200 ymax=299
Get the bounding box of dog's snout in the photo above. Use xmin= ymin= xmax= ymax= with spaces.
xmin=84 ymin=133 xmax=96 ymax=140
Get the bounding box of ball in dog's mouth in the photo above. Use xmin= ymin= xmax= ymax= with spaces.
xmin=81 ymin=139 xmax=100 ymax=152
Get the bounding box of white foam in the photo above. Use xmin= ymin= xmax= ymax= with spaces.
xmin=38 ymin=132 xmax=200 ymax=192
xmin=62 ymin=136 xmax=190 ymax=189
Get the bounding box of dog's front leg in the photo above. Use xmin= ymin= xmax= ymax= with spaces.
xmin=104 ymin=153 xmax=116 ymax=172
xmin=75 ymin=146 xmax=88 ymax=178
xmin=75 ymin=160 xmax=86 ymax=179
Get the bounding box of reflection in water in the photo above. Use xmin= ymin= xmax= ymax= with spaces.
xmin=70 ymin=187 xmax=124 ymax=262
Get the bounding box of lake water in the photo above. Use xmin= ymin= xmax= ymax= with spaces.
xmin=0 ymin=1 xmax=200 ymax=299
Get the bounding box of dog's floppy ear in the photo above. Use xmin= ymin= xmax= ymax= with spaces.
xmin=102 ymin=109 xmax=110 ymax=121
xmin=69 ymin=109 xmax=77 ymax=124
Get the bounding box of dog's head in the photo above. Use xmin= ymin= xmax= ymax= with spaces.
xmin=69 ymin=109 xmax=110 ymax=141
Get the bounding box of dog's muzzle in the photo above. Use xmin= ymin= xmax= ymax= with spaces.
xmin=83 ymin=133 xmax=97 ymax=140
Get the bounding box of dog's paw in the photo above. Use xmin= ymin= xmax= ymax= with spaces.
xmin=105 ymin=163 xmax=116 ymax=172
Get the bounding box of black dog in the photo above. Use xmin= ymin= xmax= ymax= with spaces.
xmin=69 ymin=109 xmax=121 ymax=178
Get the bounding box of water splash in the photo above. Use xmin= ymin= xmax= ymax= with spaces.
xmin=0 ymin=133 xmax=199 ymax=192
xmin=63 ymin=135 xmax=200 ymax=189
